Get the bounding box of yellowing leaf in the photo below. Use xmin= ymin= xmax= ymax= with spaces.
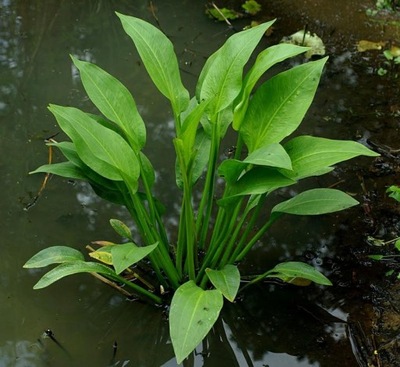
xmin=89 ymin=249 xmax=113 ymax=265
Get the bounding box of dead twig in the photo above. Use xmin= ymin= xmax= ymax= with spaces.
xmin=24 ymin=134 xmax=59 ymax=211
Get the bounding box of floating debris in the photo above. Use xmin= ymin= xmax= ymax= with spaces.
xmin=281 ymin=30 xmax=325 ymax=58
xmin=357 ymin=40 xmax=387 ymax=52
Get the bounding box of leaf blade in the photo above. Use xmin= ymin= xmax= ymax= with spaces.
xmin=240 ymin=58 xmax=328 ymax=152
xmin=110 ymin=242 xmax=158 ymax=275
xmin=33 ymin=261 xmax=117 ymax=289
xmin=23 ymin=246 xmax=85 ymax=268
xmin=117 ymin=13 xmax=189 ymax=115
xmin=267 ymin=261 xmax=332 ymax=286
xmin=72 ymin=56 xmax=146 ymax=152
xmin=206 ymin=265 xmax=240 ymax=302
xmin=170 ymin=281 xmax=223 ymax=364
xmin=272 ymin=188 xmax=359 ymax=216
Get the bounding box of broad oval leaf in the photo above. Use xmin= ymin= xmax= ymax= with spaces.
xmin=267 ymin=261 xmax=332 ymax=286
xmin=197 ymin=20 xmax=275 ymax=116
xmin=271 ymin=188 xmax=359 ymax=216
xmin=117 ymin=13 xmax=189 ymax=115
xmin=72 ymin=56 xmax=146 ymax=152
xmin=282 ymin=135 xmax=379 ymax=179
xmin=233 ymin=43 xmax=309 ymax=130
xmin=206 ymin=265 xmax=240 ymax=302
xmin=110 ymin=242 xmax=158 ymax=275
xmin=33 ymin=261 xmax=117 ymax=289
xmin=170 ymin=281 xmax=223 ymax=364
xmin=240 ymin=58 xmax=328 ymax=153
xmin=23 ymin=246 xmax=84 ymax=268
xmin=48 ymin=105 xmax=140 ymax=186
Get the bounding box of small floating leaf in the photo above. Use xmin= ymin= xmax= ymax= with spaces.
xmin=267 ymin=261 xmax=332 ymax=286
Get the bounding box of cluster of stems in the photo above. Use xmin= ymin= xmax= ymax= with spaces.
xmin=115 ymin=113 xmax=278 ymax=303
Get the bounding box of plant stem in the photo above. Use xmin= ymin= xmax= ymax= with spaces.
xmin=228 ymin=195 xmax=266 ymax=264
xmin=234 ymin=215 xmax=281 ymax=262
xmin=111 ymin=273 xmax=163 ymax=304
xmin=196 ymin=122 xmax=220 ymax=249
xmin=174 ymin=139 xmax=196 ymax=280
xmin=122 ymin=182 xmax=180 ymax=289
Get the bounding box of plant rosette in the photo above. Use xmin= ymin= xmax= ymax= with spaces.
xmin=24 ymin=13 xmax=379 ymax=364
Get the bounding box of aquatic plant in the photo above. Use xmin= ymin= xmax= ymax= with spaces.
xmin=24 ymin=13 xmax=378 ymax=363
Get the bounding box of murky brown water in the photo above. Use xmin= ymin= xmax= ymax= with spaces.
xmin=1 ymin=0 xmax=399 ymax=366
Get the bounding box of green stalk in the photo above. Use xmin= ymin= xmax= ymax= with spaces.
xmin=234 ymin=214 xmax=281 ymax=262
xmin=196 ymin=122 xmax=220 ymax=248
xmin=195 ymin=200 xmax=242 ymax=284
xmin=175 ymin=200 xmax=186 ymax=277
xmin=208 ymin=202 xmax=242 ymax=269
xmin=122 ymin=181 xmax=180 ymax=289
xmin=174 ymin=139 xmax=196 ymax=280
xmin=228 ymin=195 xmax=266 ymax=264
xmin=138 ymin=153 xmax=169 ymax=251
xmin=110 ymin=272 xmax=163 ymax=304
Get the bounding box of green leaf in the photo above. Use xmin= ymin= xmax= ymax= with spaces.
xmin=272 ymin=188 xmax=359 ymax=216
xmin=109 ymin=219 xmax=132 ymax=240
xmin=30 ymin=162 xmax=87 ymax=180
xmin=33 ymin=261 xmax=117 ymax=289
xmin=176 ymin=128 xmax=211 ymax=188
xmin=139 ymin=151 xmax=156 ymax=188
xmin=50 ymin=141 xmax=122 ymax=190
xmin=117 ymin=13 xmax=189 ymax=115
xmin=206 ymin=265 xmax=240 ymax=302
xmin=233 ymin=44 xmax=308 ymax=129
xmin=219 ymin=143 xmax=293 ymax=187
xmin=368 ymin=255 xmax=384 ymax=261
xmin=110 ymin=242 xmax=158 ymax=275
xmin=197 ymin=20 xmax=275 ymax=116
xmin=72 ymin=56 xmax=146 ymax=152
xmin=218 ymin=167 xmax=295 ymax=206
xmin=240 ymin=58 xmax=328 ymax=152
xmin=281 ymin=136 xmax=379 ymax=179
xmin=387 ymin=185 xmax=400 ymax=203
xmin=244 ymin=143 xmax=292 ymax=170
xmin=267 ymin=261 xmax=332 ymax=286
xmin=48 ymin=105 xmax=140 ymax=186
xmin=395 ymin=239 xmax=400 ymax=252
xmin=242 ymin=0 xmax=262 ymax=15
xmin=170 ymin=281 xmax=223 ymax=364
xmin=218 ymin=159 xmax=247 ymax=185
xmin=23 ymin=246 xmax=84 ymax=268
xmin=179 ymin=99 xmax=210 ymax=166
